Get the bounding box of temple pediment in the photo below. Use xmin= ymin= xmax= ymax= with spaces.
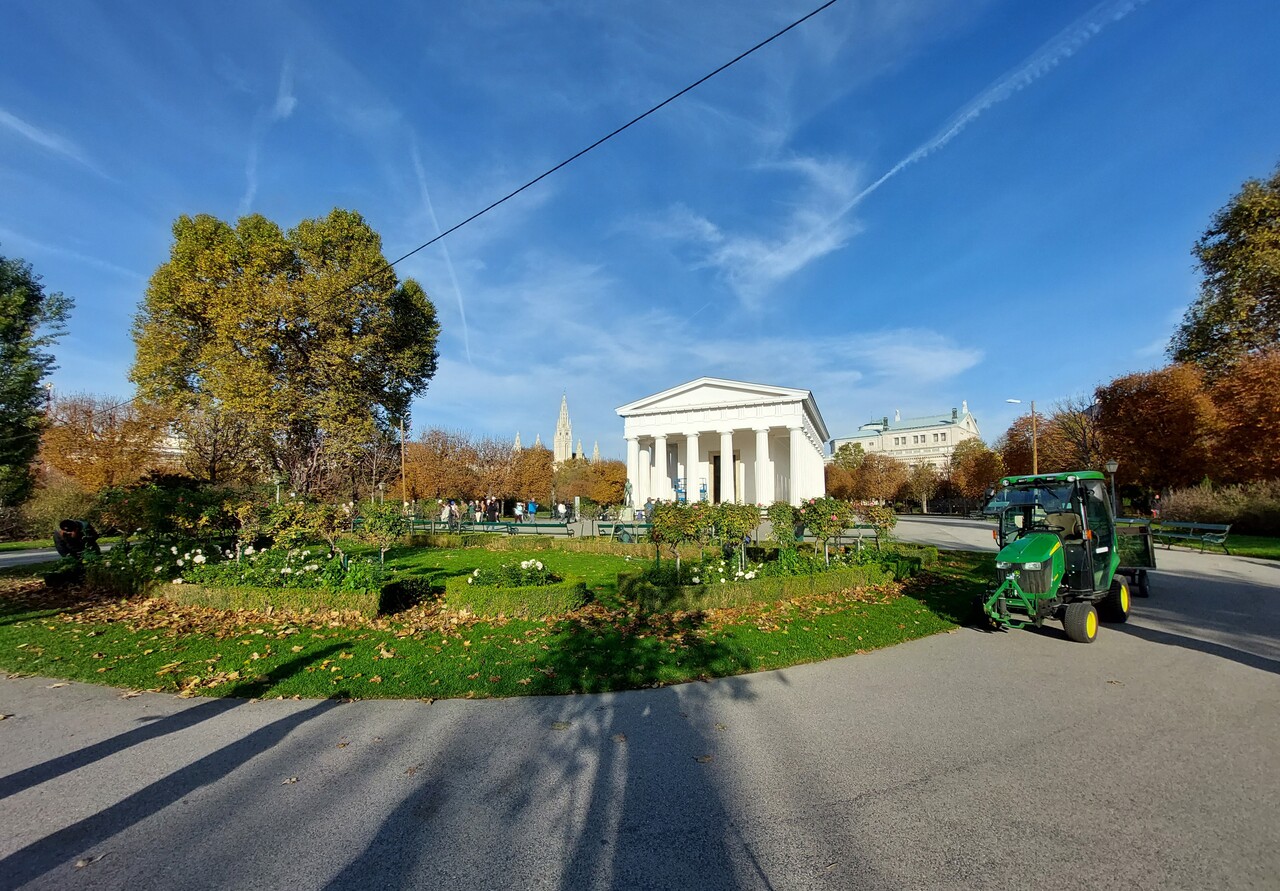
xmin=617 ymin=377 xmax=810 ymax=415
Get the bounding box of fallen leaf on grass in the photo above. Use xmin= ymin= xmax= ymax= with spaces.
xmin=369 ymin=676 xmax=382 ymax=684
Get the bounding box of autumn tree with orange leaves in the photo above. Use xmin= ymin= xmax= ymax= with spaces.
xmin=1094 ymin=364 xmax=1216 ymax=491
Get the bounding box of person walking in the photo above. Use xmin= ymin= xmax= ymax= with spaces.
xmin=515 ymin=501 xmax=524 ymax=523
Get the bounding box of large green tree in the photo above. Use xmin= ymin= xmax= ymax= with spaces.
xmin=0 ymin=252 xmax=72 ymax=508
xmin=1170 ymin=163 xmax=1280 ymax=377
xmin=131 ymin=210 xmax=439 ymax=493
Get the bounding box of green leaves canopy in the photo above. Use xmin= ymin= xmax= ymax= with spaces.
xmin=1171 ymin=163 xmax=1280 ymax=377
xmin=131 ymin=210 xmax=439 ymax=493
xmin=0 ymin=252 xmax=72 ymax=507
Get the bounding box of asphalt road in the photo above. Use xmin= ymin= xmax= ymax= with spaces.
xmin=1 ymin=519 xmax=1276 ymax=890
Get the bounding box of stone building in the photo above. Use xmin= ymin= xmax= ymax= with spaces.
xmin=829 ymin=402 xmax=982 ymax=470
xmin=616 ymin=377 xmax=829 ymax=506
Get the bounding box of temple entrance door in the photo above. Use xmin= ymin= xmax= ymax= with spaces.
xmin=711 ymin=453 xmax=740 ymax=503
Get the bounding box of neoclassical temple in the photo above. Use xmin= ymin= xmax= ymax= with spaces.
xmin=616 ymin=378 xmax=830 ymax=506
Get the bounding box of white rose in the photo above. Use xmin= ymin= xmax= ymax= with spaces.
xmin=154 ymin=566 xmax=163 ymax=573
xmin=170 ymin=546 xmax=178 ymax=555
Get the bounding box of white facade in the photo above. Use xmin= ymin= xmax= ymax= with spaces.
xmin=616 ymin=378 xmax=830 ymax=507
xmin=830 ymin=403 xmax=982 ymax=470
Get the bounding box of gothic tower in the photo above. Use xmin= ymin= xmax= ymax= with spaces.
xmin=553 ymin=394 xmax=573 ymax=466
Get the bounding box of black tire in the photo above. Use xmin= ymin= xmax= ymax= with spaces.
xmin=1063 ymin=601 xmax=1099 ymax=643
xmin=1137 ymin=569 xmax=1151 ymax=598
xmin=1100 ymin=577 xmax=1131 ymax=624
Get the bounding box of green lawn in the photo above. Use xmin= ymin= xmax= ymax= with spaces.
xmin=0 ymin=539 xmax=53 ymax=552
xmin=0 ymin=545 xmax=989 ymax=700
xmin=1155 ymin=533 xmax=1280 ymax=560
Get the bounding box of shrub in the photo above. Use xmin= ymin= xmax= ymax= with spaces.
xmin=465 ymin=559 xmax=559 ymax=588
xmin=182 ymin=545 xmax=385 ymax=593
xmin=1162 ymin=480 xmax=1280 ymax=536
xmin=19 ymin=473 xmax=95 ymax=539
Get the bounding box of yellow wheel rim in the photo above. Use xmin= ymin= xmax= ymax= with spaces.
xmin=1086 ymin=610 xmax=1098 ymax=639
xmin=1120 ymin=583 xmax=1130 ymax=613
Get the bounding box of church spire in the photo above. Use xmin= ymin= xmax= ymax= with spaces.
xmin=553 ymin=393 xmax=573 ymax=466
xmin=592 ymin=441 xmax=600 ymax=464
xmin=513 ymin=431 xmax=522 ymax=452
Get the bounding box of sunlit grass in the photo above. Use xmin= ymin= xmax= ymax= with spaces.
xmin=0 ymin=546 xmax=993 ymax=700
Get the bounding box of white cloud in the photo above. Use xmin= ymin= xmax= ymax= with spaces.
xmin=272 ymin=61 xmax=298 ymax=120
xmin=239 ymin=59 xmax=300 ymax=214
xmin=661 ymin=154 xmax=865 ymax=310
xmin=0 ymin=107 xmax=101 ymax=174
xmin=408 ymin=248 xmax=981 ymax=451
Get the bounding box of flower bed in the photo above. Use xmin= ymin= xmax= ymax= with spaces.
xmin=443 ymin=559 xmax=587 ymax=618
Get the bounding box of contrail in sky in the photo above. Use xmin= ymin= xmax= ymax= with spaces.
xmin=412 ymin=142 xmax=472 ymax=363
xmin=847 ymin=0 xmax=1151 ymax=209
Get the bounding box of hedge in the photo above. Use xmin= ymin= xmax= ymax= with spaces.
xmin=157 ymin=581 xmax=384 ymax=618
xmin=617 ymin=563 xmax=895 ymax=614
xmin=442 ymin=575 xmax=589 ymax=619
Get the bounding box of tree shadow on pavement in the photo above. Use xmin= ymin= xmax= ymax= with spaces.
xmin=1114 ymin=622 xmax=1280 ymax=675
xmin=0 ymin=699 xmax=339 ymax=890
xmin=0 ymin=697 xmax=241 ymax=802
xmin=321 ymin=610 xmax=771 ymax=890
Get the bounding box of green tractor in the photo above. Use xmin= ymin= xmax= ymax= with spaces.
xmin=979 ymin=471 xmax=1154 ymax=643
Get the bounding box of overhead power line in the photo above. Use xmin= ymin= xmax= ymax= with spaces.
xmin=387 ymin=0 xmax=844 ymax=268
xmin=4 ymin=0 xmax=844 ymax=449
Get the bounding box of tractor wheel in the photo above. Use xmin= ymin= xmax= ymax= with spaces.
xmin=1100 ymin=578 xmax=1131 ymax=623
xmin=1063 ymin=602 xmax=1099 ymax=643
xmin=1137 ymin=570 xmax=1151 ymax=598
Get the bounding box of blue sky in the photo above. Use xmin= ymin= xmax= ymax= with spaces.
xmin=3 ymin=0 xmax=1278 ymax=458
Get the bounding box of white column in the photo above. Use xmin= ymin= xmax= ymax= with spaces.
xmin=719 ymin=429 xmax=736 ymax=504
xmin=625 ymin=437 xmax=639 ymax=507
xmin=654 ymin=434 xmax=668 ymax=501
xmin=685 ymin=432 xmax=700 ymax=501
xmin=638 ymin=442 xmax=651 ymax=505
xmin=754 ymin=427 xmax=770 ymax=506
xmin=789 ymin=427 xmax=806 ymax=505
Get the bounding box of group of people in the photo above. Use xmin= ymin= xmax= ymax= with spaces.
xmin=435 ymin=498 xmax=574 ymax=527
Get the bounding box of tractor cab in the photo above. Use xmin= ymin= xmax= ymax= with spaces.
xmin=988 ymin=473 xmax=1116 ymax=595
xmin=979 ymin=471 xmax=1129 ymax=643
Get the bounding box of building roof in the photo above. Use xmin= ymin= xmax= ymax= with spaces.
xmin=616 ymin=376 xmax=830 ymax=442
xmin=841 ymin=411 xmax=973 ymax=439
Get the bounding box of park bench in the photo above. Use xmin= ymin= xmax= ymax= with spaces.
xmin=597 ymin=521 xmax=652 ymax=543
xmin=511 ymin=521 xmax=575 ymax=537
xmin=1153 ymin=521 xmax=1231 ymax=554
xmin=801 ymin=524 xmax=880 ymax=550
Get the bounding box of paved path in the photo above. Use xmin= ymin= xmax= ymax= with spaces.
xmin=1 ymin=520 xmax=1277 ymax=889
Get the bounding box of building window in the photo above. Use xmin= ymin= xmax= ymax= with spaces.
xmin=940 ymin=432 xmax=947 ymax=441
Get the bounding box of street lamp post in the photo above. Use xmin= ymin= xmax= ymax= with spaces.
xmin=1006 ymin=399 xmax=1037 ymax=474
xmin=1105 ymin=458 xmax=1119 ymax=515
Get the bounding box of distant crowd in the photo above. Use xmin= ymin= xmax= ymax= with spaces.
xmin=434 ymin=497 xmax=575 ymax=529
